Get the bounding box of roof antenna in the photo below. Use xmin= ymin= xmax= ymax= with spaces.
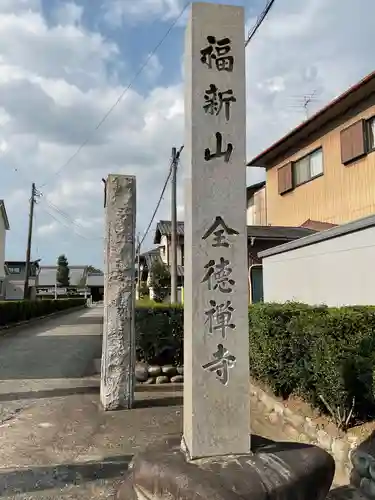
xmin=288 ymin=89 xmax=320 ymax=120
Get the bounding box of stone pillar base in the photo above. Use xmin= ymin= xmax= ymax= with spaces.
xmin=116 ymin=434 xmax=335 ymax=499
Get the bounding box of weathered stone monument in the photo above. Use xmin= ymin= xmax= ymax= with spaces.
xmin=101 ymin=174 xmax=136 ymax=411
xmin=117 ymin=3 xmax=335 ymax=498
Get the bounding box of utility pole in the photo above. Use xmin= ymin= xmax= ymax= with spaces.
xmin=24 ymin=182 xmax=36 ymax=299
xmin=170 ymin=147 xmax=178 ymax=304
xmin=136 ymin=233 xmax=141 ymax=300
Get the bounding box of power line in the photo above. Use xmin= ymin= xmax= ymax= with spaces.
xmin=39 ymin=1 xmax=191 ymax=189
xmin=36 ymin=201 xmax=100 ymax=241
xmin=39 ymin=195 xmax=102 ymax=240
xmin=245 ymin=0 xmax=276 ymax=47
xmin=138 ymin=145 xmax=183 ymax=252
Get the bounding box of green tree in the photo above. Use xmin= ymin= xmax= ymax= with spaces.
xmin=149 ymin=260 xmax=170 ymax=302
xmin=56 ymin=254 xmax=70 ymax=287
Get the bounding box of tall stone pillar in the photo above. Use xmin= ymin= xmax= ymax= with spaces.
xmin=101 ymin=174 xmax=136 ymax=411
xmin=183 ymin=2 xmax=250 ymax=458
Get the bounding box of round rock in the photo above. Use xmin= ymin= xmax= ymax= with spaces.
xmin=148 ymin=365 xmax=162 ymax=377
xmin=156 ymin=375 xmax=170 ymax=384
xmin=177 ymin=366 xmax=184 ymax=375
xmin=135 ymin=362 xmax=149 ymax=382
xmin=161 ymin=365 xmax=177 ymax=377
xmin=170 ymin=375 xmax=184 ymax=383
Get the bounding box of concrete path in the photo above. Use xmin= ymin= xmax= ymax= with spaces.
xmin=0 ymin=306 xmax=103 ymax=426
xmin=0 ymin=306 xmax=364 ymax=499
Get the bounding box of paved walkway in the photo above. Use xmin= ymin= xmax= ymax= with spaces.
xmin=0 ymin=306 xmax=103 ymax=426
xmin=0 ymin=306 xmax=364 ymax=499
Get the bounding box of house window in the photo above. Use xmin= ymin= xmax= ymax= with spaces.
xmin=8 ymin=266 xmax=21 ymax=274
xmin=293 ymin=148 xmax=323 ymax=186
xmin=278 ymin=162 xmax=293 ymax=195
xmin=340 ymin=119 xmax=366 ymax=164
xmin=367 ymin=116 xmax=375 ymax=151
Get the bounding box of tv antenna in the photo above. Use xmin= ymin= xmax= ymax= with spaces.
xmin=288 ymin=89 xmax=321 ymax=120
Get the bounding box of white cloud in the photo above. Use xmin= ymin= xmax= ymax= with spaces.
xmin=37 ymin=220 xmax=59 ymax=236
xmin=245 ymin=0 xmax=375 ymax=160
xmin=103 ymin=0 xmax=184 ymax=26
xmin=1 ymin=0 xmax=375 ymax=265
xmin=53 ymin=2 xmax=83 ymax=26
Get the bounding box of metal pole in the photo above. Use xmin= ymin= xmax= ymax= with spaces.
xmin=24 ymin=182 xmax=36 ymax=299
xmin=171 ymin=147 xmax=178 ymax=304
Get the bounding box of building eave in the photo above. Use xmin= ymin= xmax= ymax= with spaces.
xmin=0 ymin=200 xmax=10 ymax=230
xmin=247 ymin=70 xmax=375 ymax=168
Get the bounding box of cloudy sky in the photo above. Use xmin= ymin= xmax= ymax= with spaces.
xmin=1 ymin=0 xmax=374 ymax=269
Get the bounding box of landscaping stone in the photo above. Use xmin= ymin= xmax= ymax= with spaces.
xmin=148 ymin=365 xmax=162 ymax=377
xmin=155 ymin=376 xmax=170 ymax=384
xmin=268 ymin=412 xmax=279 ymax=425
xmin=177 ymin=366 xmax=183 ymax=375
xmin=331 ymin=439 xmax=350 ymax=463
xmin=135 ymin=363 xmax=149 ymax=383
xmin=161 ymin=365 xmax=177 ymax=377
xmin=259 ymin=392 xmax=276 ymax=412
xmin=250 ymin=381 xmax=356 ymax=485
xmin=144 ymin=377 xmax=155 ymax=385
xmin=273 ymin=402 xmax=285 ymax=417
xmin=317 ymin=429 xmax=332 ymax=451
xmin=359 ymin=477 xmax=375 ymax=499
xmin=117 ymin=435 xmax=335 ymax=500
xmin=285 ymin=412 xmax=305 ymax=428
xmin=304 ymin=418 xmax=318 ymax=439
xmin=170 ymin=375 xmax=184 ymax=383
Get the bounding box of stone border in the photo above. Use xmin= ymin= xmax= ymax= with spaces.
xmin=250 ymin=382 xmax=359 ymax=484
xmin=0 ymin=305 xmax=87 ymax=337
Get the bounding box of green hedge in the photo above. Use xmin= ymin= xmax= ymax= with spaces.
xmin=135 ymin=303 xmax=183 ymax=366
xmin=0 ymin=298 xmax=86 ymax=327
xmin=135 ymin=302 xmax=375 ymax=428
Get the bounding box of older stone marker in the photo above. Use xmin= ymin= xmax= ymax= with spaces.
xmin=183 ymin=1 xmax=250 ymax=459
xmin=101 ymin=174 xmax=136 ymax=411
xmin=116 ymin=3 xmax=335 ymax=497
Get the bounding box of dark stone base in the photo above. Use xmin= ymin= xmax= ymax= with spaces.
xmin=116 ymin=434 xmax=335 ymax=499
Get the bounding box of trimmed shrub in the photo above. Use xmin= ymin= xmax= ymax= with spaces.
xmin=0 ymin=298 xmax=86 ymax=327
xmin=135 ymin=301 xmax=375 ymax=428
xmin=249 ymin=302 xmax=375 ymax=428
xmin=135 ymin=303 xmax=183 ymax=366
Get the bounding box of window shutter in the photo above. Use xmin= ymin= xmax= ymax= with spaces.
xmin=340 ymin=120 xmax=366 ymax=164
xmin=278 ymin=162 xmax=293 ymax=195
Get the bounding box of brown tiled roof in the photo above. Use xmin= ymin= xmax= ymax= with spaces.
xmin=300 ymin=219 xmax=338 ymax=231
xmin=247 ymin=225 xmax=316 ymax=240
xmin=154 ymin=220 xmax=184 ymax=244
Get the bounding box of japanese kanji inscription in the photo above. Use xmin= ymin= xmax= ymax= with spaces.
xmin=202 ymin=344 xmax=236 ymax=385
xmin=200 ymin=36 xmax=234 ymax=72
xmin=183 ymin=2 xmax=249 ymax=458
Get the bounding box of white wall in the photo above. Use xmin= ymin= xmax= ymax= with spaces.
xmin=246 ymin=187 xmax=266 ymax=225
xmin=160 ymin=234 xmax=184 ymax=266
xmin=5 ymin=278 xmax=36 ymax=300
xmin=5 ymin=280 xmax=24 ymax=300
xmin=160 ymin=235 xmax=168 ymax=264
xmin=262 ymin=221 xmax=375 ymax=306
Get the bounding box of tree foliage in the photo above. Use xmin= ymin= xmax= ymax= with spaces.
xmin=149 ymin=260 xmax=170 ymax=302
xmin=56 ymin=254 xmax=70 ymax=287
